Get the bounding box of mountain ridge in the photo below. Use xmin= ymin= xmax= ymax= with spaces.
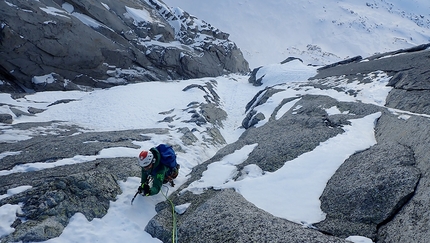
xmin=0 ymin=0 xmax=249 ymax=93
xmin=163 ymin=0 xmax=430 ymax=68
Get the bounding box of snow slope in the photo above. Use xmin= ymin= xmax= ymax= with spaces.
xmin=162 ymin=0 xmax=430 ymax=68
xmin=0 ymin=60 xmax=392 ymax=243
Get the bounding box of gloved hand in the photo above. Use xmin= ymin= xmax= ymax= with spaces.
xmin=138 ymin=184 xmax=150 ymax=196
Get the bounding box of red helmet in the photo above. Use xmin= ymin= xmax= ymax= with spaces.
xmin=138 ymin=150 xmax=154 ymax=167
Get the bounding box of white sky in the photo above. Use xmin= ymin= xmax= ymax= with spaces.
xmin=0 ymin=59 xmax=399 ymax=243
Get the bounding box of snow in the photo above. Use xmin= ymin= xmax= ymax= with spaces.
xmin=0 ymin=187 xmax=29 ymax=238
xmin=32 ymin=73 xmax=56 ymax=85
xmin=255 ymin=61 xmax=318 ymax=87
xmin=0 ymin=147 xmax=139 ymax=176
xmin=61 ymin=2 xmax=74 ymax=13
xmin=162 ymin=0 xmax=430 ymax=68
xmin=0 ymin=204 xmax=22 ymax=238
xmin=43 ymin=177 xmax=163 ymax=243
xmin=100 ymin=2 xmax=110 ymax=10
xmin=142 ymin=0 xmax=183 ymax=38
xmin=5 ymin=0 xmax=429 ymax=242
xmin=39 ymin=6 xmax=70 ymax=19
xmin=124 ymin=6 xmax=154 ymax=25
xmin=0 ymin=60 xmax=387 ymax=242
xmin=4 ymin=1 xmax=16 ymax=8
xmin=61 ymin=3 xmax=113 ymax=30
xmin=226 ymin=112 xmax=381 ymax=225
xmin=184 ymin=112 xmax=380 ymax=225
xmin=0 ymin=185 xmax=32 ymax=200
xmin=174 ymin=203 xmax=191 ymax=215
xmin=346 ymin=235 xmax=375 ymax=243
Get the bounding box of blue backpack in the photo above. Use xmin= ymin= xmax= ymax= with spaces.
xmin=156 ymin=144 xmax=180 ymax=186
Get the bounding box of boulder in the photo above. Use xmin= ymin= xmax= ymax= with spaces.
xmin=1 ymin=170 xmax=122 ymax=242
xmin=316 ymin=141 xmax=420 ymax=239
xmin=0 ymin=113 xmax=13 ymax=124
xmin=374 ymin=114 xmax=430 ymax=243
xmin=146 ymin=189 xmax=349 ymax=243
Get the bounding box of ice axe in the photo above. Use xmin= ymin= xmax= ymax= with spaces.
xmin=131 ymin=190 xmax=139 ymax=205
xmin=131 ymin=176 xmax=150 ymax=205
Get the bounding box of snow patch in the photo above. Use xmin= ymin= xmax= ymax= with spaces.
xmin=175 ymin=203 xmax=191 ymax=214
xmin=32 ymin=73 xmax=56 ymax=84
xmin=124 ymin=6 xmax=154 ymax=25
xmin=39 ymin=6 xmax=70 ymax=18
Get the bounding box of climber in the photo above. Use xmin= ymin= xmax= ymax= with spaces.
xmin=136 ymin=144 xmax=179 ymax=197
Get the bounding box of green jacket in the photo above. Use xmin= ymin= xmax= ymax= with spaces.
xmin=141 ymin=147 xmax=169 ymax=196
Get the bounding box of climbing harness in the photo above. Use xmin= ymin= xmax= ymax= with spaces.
xmin=161 ymin=185 xmax=178 ymax=243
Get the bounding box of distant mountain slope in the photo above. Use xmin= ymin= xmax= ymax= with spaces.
xmin=0 ymin=0 xmax=249 ymax=93
xmin=163 ymin=0 xmax=430 ymax=68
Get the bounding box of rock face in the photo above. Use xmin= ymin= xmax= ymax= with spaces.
xmin=0 ymin=75 xmax=230 ymax=242
xmin=311 ymin=44 xmax=430 ymax=241
xmin=0 ymin=128 xmax=161 ymax=242
xmin=2 ymin=44 xmax=430 ymax=243
xmin=316 ymin=142 xmax=420 ymax=239
xmin=2 ymin=171 xmax=121 ymax=242
xmin=146 ymin=45 xmax=430 ymax=242
xmin=146 ymin=189 xmax=349 ymax=243
xmin=0 ymin=0 xmax=249 ymax=93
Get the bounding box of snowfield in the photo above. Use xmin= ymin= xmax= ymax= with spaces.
xmin=163 ymin=0 xmax=430 ymax=68
xmin=2 ymin=0 xmax=430 ymax=242
xmin=0 ymin=60 xmax=388 ymax=243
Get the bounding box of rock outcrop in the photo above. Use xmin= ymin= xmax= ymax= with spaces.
xmin=147 ymin=189 xmax=349 ymax=243
xmin=147 ymin=45 xmax=430 ymax=242
xmin=1 ymin=44 xmax=430 ymax=243
xmin=0 ymin=128 xmax=161 ymax=242
xmin=312 ymin=44 xmax=430 ymax=241
xmin=0 ymin=75 xmax=230 ymax=242
xmin=0 ymin=0 xmax=249 ymax=93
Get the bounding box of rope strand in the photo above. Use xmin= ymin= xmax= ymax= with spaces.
xmin=161 ymin=186 xmax=178 ymax=243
